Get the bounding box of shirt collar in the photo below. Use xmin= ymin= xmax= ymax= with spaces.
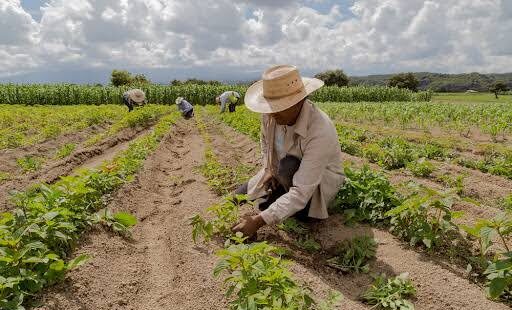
xmin=293 ymin=99 xmax=312 ymax=138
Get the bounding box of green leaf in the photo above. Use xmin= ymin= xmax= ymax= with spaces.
xmin=113 ymin=212 xmax=137 ymax=227
xmin=487 ymin=277 xmax=507 ymax=299
xmin=67 ymin=254 xmax=90 ymax=270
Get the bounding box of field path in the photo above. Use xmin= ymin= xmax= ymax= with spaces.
xmin=36 ymin=119 xmax=227 ymax=310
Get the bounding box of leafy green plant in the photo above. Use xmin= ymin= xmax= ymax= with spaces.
xmin=326 ymin=235 xmax=377 ymax=273
xmin=484 ymin=252 xmax=512 ymax=300
xmin=96 ymin=209 xmax=138 ymax=237
xmin=385 ymin=189 xmax=462 ymax=249
xmin=296 ymin=236 xmax=322 ymax=253
xmin=462 ymin=212 xmax=512 ymax=300
xmin=214 ymin=233 xmax=341 ymax=310
xmin=361 ymin=273 xmax=416 ymax=310
xmin=55 ymin=143 xmax=76 ymax=159
xmin=332 ymin=165 xmax=400 ymax=224
xmin=16 ymin=155 xmax=43 ymax=172
xmin=0 ymin=171 xmax=10 ymax=183
xmin=277 ymin=218 xmax=322 ymax=253
xmin=406 ymin=158 xmax=435 ymax=177
xmin=503 ymin=194 xmax=512 ymax=211
xmin=190 ymin=195 xmax=247 ymax=243
xmin=0 ymin=111 xmax=180 ymax=309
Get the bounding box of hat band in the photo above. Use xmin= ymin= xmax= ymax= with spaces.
xmin=264 ymin=85 xmax=306 ymax=100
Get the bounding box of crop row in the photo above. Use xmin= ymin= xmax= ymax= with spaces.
xmin=205 ymin=105 xmax=512 ymax=302
xmin=206 ymin=105 xmax=512 ymax=181
xmin=0 ymin=110 xmax=180 ymax=309
xmin=0 ymin=84 xmax=431 ymax=106
xmin=0 ymin=104 xmax=126 ymax=150
xmin=317 ymin=101 xmax=512 ymax=139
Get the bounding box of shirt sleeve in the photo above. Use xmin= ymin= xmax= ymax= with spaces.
xmin=259 ymin=130 xmax=336 ymax=225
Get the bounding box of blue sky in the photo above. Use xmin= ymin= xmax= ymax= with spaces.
xmin=3 ymin=0 xmax=512 ymax=83
xmin=20 ymin=0 xmax=43 ymax=21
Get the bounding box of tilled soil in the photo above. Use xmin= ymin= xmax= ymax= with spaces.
xmin=35 ymin=116 xmax=509 ymax=310
xmin=0 ymin=124 xmax=154 ymax=211
xmin=35 ymin=119 xmax=226 ymax=310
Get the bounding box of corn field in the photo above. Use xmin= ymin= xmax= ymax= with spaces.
xmin=0 ymin=84 xmax=432 ymax=106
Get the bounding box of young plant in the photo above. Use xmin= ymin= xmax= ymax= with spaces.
xmin=327 ymin=235 xmax=377 ymax=273
xmin=463 ymin=212 xmax=512 ymax=299
xmin=406 ymin=158 xmax=435 ymax=177
xmin=190 ymin=195 xmax=247 ymax=243
xmin=0 ymin=171 xmax=10 ymax=183
xmin=385 ymin=188 xmax=463 ymax=249
xmin=16 ymin=155 xmax=43 ymax=172
xmin=333 ymin=165 xmax=400 ymax=224
xmin=277 ymin=218 xmax=321 ymax=253
xmin=361 ymin=273 xmax=416 ymax=310
xmin=55 ymin=143 xmax=76 ymax=159
xmin=95 ymin=209 xmax=138 ymax=237
xmin=214 ymin=233 xmax=340 ymax=310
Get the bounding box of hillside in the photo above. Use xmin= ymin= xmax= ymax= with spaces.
xmin=350 ymin=72 xmax=512 ymax=92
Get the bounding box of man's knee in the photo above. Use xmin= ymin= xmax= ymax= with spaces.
xmin=277 ymin=155 xmax=301 ymax=189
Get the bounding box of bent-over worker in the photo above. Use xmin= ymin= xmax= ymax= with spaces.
xmin=175 ymin=97 xmax=194 ymax=119
xmin=122 ymin=89 xmax=146 ymax=112
xmin=232 ymin=65 xmax=344 ymax=237
xmin=216 ymin=91 xmax=241 ymax=113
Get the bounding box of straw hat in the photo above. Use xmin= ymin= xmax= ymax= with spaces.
xmin=127 ymin=89 xmax=146 ymax=103
xmin=175 ymin=97 xmax=184 ymax=105
xmin=245 ymin=65 xmax=324 ymax=114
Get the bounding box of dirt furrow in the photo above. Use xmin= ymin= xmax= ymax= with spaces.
xmin=35 ymin=119 xmax=227 ymax=310
xmin=0 ymin=124 xmax=154 ymax=211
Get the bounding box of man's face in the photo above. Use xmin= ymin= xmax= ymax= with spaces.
xmin=270 ymin=99 xmax=305 ymax=126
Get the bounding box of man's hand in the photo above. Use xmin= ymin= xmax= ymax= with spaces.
xmin=232 ymin=214 xmax=266 ymax=238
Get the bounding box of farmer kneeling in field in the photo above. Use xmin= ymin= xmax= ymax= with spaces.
xmin=216 ymin=91 xmax=241 ymax=113
xmin=122 ymin=89 xmax=146 ymax=112
xmin=232 ymin=65 xmax=344 ymax=237
xmin=175 ymin=97 xmax=194 ymax=119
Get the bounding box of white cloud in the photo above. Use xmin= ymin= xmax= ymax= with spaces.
xmin=1 ymin=0 xmax=512 ymax=81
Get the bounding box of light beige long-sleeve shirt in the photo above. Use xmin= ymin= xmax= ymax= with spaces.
xmin=247 ymin=100 xmax=345 ymax=225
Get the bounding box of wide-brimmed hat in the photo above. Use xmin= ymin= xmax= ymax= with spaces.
xmin=127 ymin=89 xmax=146 ymax=103
xmin=175 ymin=97 xmax=184 ymax=105
xmin=245 ymin=65 xmax=324 ymax=114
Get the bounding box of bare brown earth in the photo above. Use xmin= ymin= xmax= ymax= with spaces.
xmin=35 ymin=116 xmax=509 ymax=310
xmin=0 ymin=124 xmax=154 ymax=211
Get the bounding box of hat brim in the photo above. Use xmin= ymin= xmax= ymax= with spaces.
xmin=130 ymin=96 xmax=145 ymax=103
xmin=244 ymin=77 xmax=324 ymax=114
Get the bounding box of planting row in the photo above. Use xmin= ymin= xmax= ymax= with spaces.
xmin=0 ymin=110 xmax=181 ymax=309
xmin=0 ymin=105 xmax=174 ymax=187
xmin=0 ymin=84 xmax=431 ymax=106
xmin=317 ymin=101 xmax=512 ymax=140
xmin=0 ymin=104 xmax=126 ymax=150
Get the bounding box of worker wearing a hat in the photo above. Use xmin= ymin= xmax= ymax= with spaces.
xmin=122 ymin=89 xmax=146 ymax=112
xmin=232 ymin=65 xmax=344 ymax=237
xmin=216 ymin=91 xmax=241 ymax=113
xmin=175 ymin=97 xmax=194 ymax=119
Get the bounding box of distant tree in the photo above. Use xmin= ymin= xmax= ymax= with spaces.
xmin=314 ymin=69 xmax=349 ymax=87
xmin=170 ymin=79 xmax=182 ymax=86
xmin=132 ymin=73 xmax=151 ymax=84
xmin=111 ymin=70 xmax=132 ymax=86
xmin=388 ymin=73 xmax=419 ymax=91
xmin=490 ymin=81 xmax=509 ymax=99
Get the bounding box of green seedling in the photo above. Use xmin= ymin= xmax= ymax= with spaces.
xmin=361 ymin=273 xmax=416 ymax=310
xmin=327 ymin=235 xmax=377 ymax=273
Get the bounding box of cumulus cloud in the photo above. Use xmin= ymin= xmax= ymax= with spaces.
xmin=1 ymin=0 xmax=512 ymax=81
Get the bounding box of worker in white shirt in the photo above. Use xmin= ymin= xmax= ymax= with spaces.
xmin=232 ymin=65 xmax=345 ymax=237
